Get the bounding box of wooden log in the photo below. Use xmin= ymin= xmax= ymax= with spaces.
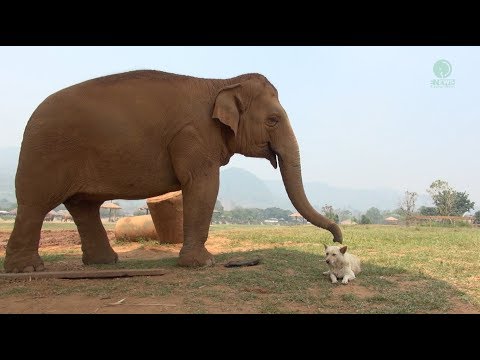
xmin=0 ymin=268 xmax=167 ymax=280
xmin=115 ymin=215 xmax=158 ymax=241
xmin=224 ymin=256 xmax=262 ymax=268
xmin=147 ymin=191 xmax=183 ymax=244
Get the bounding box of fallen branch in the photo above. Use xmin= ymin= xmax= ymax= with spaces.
xmin=0 ymin=268 xmax=167 ymax=280
xmin=224 ymin=256 xmax=261 ymax=268
xmin=108 ymin=298 xmax=126 ymax=306
xmin=129 ymin=303 xmax=177 ymax=307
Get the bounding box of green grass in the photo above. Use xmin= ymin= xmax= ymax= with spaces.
xmin=0 ymin=221 xmax=116 ymax=231
xmin=0 ymin=224 xmax=479 ymax=313
xmin=208 ymin=224 xmax=480 ymax=311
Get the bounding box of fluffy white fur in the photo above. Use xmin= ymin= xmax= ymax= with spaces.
xmin=323 ymin=244 xmax=361 ymax=284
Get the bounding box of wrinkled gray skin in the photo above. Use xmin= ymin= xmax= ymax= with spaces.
xmin=5 ymin=70 xmax=342 ymax=273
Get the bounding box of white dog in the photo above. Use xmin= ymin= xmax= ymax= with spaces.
xmin=323 ymin=244 xmax=361 ymax=284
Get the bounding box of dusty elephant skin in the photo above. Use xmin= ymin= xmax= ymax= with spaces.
xmin=5 ymin=70 xmax=342 ymax=273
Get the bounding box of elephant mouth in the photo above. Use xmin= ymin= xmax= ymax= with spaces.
xmin=267 ymin=143 xmax=278 ymax=169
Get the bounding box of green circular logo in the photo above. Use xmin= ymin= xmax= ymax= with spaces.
xmin=433 ymin=59 xmax=452 ymax=78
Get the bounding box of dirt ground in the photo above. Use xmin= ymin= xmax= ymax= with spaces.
xmin=0 ymin=229 xmax=479 ymax=314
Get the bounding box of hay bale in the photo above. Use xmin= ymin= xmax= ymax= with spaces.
xmin=147 ymin=191 xmax=183 ymax=244
xmin=115 ymin=215 xmax=158 ymax=241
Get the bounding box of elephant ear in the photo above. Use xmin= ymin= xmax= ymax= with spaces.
xmin=212 ymin=84 xmax=244 ymax=136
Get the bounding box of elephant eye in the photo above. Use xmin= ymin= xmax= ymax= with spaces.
xmin=266 ymin=116 xmax=279 ymax=127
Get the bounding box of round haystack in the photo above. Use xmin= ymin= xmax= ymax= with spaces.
xmin=115 ymin=215 xmax=158 ymax=241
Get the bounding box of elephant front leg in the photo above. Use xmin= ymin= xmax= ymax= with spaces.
xmin=177 ymin=169 xmax=219 ymax=267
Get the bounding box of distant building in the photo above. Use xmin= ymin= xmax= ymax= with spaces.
xmin=384 ymin=216 xmax=399 ymax=225
xmin=289 ymin=212 xmax=305 ymax=223
xmin=264 ymin=218 xmax=279 ymax=225
xmin=340 ymin=219 xmax=357 ymax=225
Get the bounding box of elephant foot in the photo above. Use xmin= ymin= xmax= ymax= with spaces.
xmin=178 ymin=246 xmax=215 ymax=267
xmin=4 ymin=251 xmax=45 ymax=273
xmin=82 ymin=248 xmax=119 ymax=265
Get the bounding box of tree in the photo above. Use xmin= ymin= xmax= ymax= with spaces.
xmin=427 ymin=180 xmax=456 ymax=216
xmin=419 ymin=206 xmax=438 ymax=216
xmin=214 ymin=200 xmax=224 ymax=213
xmin=264 ymin=207 xmax=292 ymax=221
xmin=365 ymin=207 xmax=383 ymax=224
xmin=399 ymin=190 xmax=418 ymax=226
xmin=452 ymin=191 xmax=475 ymax=216
xmin=427 ymin=180 xmax=475 ymax=216
xmin=336 ymin=209 xmax=352 ymax=222
xmin=360 ymin=215 xmax=371 ymax=224
xmin=475 ymin=211 xmax=480 ymax=224
xmin=322 ymin=204 xmax=339 ymax=223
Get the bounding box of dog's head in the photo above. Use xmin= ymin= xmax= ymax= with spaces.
xmin=324 ymin=244 xmax=348 ymax=267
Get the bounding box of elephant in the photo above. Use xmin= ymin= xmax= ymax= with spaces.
xmin=5 ymin=70 xmax=343 ymax=273
xmin=43 ymin=213 xmax=54 ymax=222
xmin=62 ymin=214 xmax=73 ymax=222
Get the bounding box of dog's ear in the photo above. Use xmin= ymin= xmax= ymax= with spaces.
xmin=340 ymin=246 xmax=347 ymax=254
xmin=323 ymin=243 xmax=328 ymax=250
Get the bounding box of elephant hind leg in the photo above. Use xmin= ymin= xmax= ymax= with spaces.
xmin=64 ymin=199 xmax=118 ymax=265
xmin=4 ymin=204 xmax=47 ymax=273
xmin=177 ymin=169 xmax=219 ymax=267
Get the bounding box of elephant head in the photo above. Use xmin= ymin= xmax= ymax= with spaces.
xmin=212 ymin=75 xmax=343 ymax=243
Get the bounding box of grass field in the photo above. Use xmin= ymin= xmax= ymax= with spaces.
xmin=0 ymin=223 xmax=479 ymax=313
xmin=0 ymin=221 xmax=116 ymax=231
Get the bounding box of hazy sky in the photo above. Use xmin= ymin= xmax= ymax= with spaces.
xmin=0 ymin=46 xmax=479 ymax=203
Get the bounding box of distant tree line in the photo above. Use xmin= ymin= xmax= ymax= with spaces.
xmin=399 ymin=180 xmax=476 ymax=226
xmin=314 ymin=179 xmax=478 ymax=227
xmin=212 ymin=201 xmax=295 ymax=224
xmin=0 ymin=198 xmax=16 ymax=211
xmin=4 ymin=179 xmax=477 ymax=227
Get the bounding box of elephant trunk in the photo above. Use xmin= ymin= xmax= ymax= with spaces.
xmin=277 ymin=136 xmax=343 ymax=243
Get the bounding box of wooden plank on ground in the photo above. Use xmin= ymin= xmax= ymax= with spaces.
xmin=0 ymin=268 xmax=167 ymax=280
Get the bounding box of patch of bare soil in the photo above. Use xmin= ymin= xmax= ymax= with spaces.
xmin=331 ymin=282 xmax=377 ymax=298
xmin=447 ymin=298 xmax=480 ymax=314
xmin=0 ymin=295 xmax=188 ymax=314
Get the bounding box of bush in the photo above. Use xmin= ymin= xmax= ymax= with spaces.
xmin=419 ymin=220 xmax=472 ymax=228
xmin=474 ymin=211 xmax=480 ymax=224
xmin=360 ymin=215 xmax=371 ymax=224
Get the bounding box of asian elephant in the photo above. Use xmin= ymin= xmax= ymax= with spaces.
xmin=5 ymin=70 xmax=343 ymax=273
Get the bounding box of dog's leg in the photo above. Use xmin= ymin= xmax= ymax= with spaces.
xmin=341 ymin=271 xmax=356 ymax=284
xmin=323 ymin=271 xmax=330 ymax=275
xmin=329 ymin=273 xmax=338 ymax=284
